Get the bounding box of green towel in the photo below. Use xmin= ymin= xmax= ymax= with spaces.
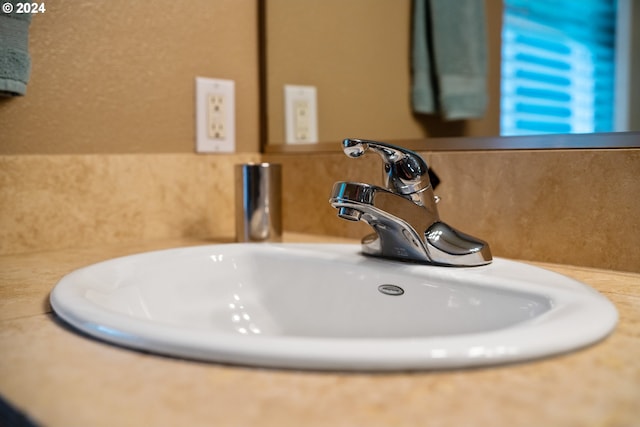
xmin=0 ymin=1 xmax=32 ymax=96
xmin=412 ymin=0 xmax=488 ymax=119
xmin=412 ymin=0 xmax=437 ymax=113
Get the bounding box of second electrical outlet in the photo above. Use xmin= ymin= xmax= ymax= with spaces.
xmin=284 ymin=85 xmax=318 ymax=144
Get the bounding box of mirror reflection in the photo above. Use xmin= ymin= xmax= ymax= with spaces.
xmin=262 ymin=0 xmax=639 ymax=148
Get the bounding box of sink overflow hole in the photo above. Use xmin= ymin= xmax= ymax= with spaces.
xmin=378 ymin=284 xmax=404 ymax=296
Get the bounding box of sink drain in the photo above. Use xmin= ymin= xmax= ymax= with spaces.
xmin=378 ymin=284 xmax=404 ymax=296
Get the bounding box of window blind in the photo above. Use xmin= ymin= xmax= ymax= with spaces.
xmin=500 ymin=0 xmax=617 ymax=135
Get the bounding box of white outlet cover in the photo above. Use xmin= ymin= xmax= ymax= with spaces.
xmin=196 ymin=77 xmax=235 ymax=153
xmin=284 ymin=85 xmax=318 ymax=144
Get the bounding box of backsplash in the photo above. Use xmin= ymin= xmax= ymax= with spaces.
xmin=1 ymin=148 xmax=638 ymax=272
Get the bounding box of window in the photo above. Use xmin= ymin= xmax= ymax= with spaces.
xmin=500 ymin=0 xmax=617 ymax=135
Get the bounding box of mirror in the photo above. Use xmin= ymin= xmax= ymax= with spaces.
xmin=261 ymin=0 xmax=640 ymax=152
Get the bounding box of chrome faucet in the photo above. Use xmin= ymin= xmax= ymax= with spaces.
xmin=329 ymin=138 xmax=492 ymax=266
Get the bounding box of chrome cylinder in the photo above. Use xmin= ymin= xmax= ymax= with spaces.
xmin=235 ymin=163 xmax=282 ymax=242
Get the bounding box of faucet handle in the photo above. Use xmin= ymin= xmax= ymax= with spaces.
xmin=342 ymin=138 xmax=431 ymax=195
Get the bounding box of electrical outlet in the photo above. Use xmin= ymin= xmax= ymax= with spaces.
xmin=208 ymin=94 xmax=226 ymax=139
xmin=284 ymin=85 xmax=318 ymax=144
xmin=196 ymin=77 xmax=235 ymax=153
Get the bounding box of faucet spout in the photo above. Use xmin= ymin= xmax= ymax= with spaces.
xmin=330 ymin=182 xmax=433 ymax=262
xmin=329 ymin=139 xmax=492 ymax=267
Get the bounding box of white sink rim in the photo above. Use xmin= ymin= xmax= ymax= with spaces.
xmin=50 ymin=243 xmax=618 ymax=371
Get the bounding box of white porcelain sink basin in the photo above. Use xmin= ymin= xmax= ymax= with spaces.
xmin=50 ymin=243 xmax=617 ymax=371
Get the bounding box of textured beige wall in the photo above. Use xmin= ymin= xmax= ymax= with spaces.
xmin=0 ymin=0 xmax=260 ymax=154
xmin=1 ymin=1 xmax=637 ymax=275
xmin=265 ymin=0 xmax=501 ymax=144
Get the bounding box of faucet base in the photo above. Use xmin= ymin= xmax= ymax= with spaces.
xmin=360 ymin=221 xmax=492 ymax=267
xmin=423 ymin=222 xmax=492 ymax=266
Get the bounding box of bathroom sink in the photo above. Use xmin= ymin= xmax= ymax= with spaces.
xmin=50 ymin=243 xmax=617 ymax=371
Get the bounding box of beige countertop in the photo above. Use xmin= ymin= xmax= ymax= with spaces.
xmin=1 ymin=233 xmax=639 ymax=427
